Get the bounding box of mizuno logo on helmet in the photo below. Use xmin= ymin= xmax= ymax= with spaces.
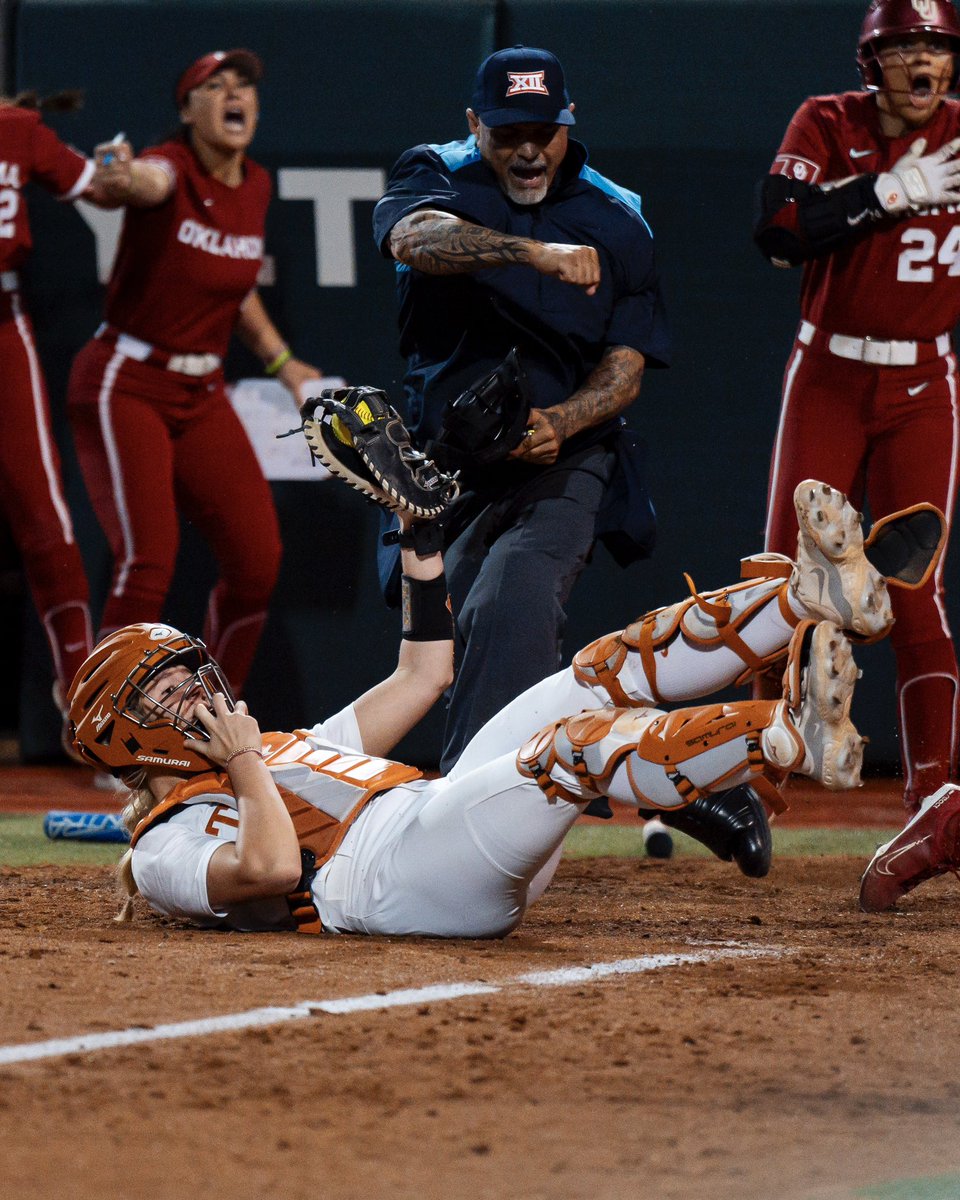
xmin=92 ymin=705 xmax=110 ymax=731
xmin=506 ymin=71 xmax=549 ymax=96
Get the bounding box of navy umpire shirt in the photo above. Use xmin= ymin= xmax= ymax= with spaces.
xmin=373 ymin=135 xmax=670 ymax=441
xmin=373 ymin=135 xmax=671 ymax=587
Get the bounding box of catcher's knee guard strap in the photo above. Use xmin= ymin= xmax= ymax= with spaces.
xmin=572 ymin=633 xmax=635 ymax=707
xmin=639 ymin=700 xmax=796 ymax=814
xmin=574 ymin=562 xmax=799 ymax=706
xmin=518 ymin=701 xmax=796 ymax=814
xmin=401 ymin=574 xmax=454 ymax=641
xmin=517 ymin=708 xmax=655 ymax=805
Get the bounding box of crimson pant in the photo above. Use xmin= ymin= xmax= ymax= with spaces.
xmin=0 ymin=292 xmax=91 ymax=690
xmin=68 ymin=338 xmax=281 ymax=692
xmin=765 ymin=333 xmax=959 ymax=811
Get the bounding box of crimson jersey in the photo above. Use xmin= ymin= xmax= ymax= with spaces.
xmin=772 ymin=91 xmax=960 ymax=339
xmin=105 ymin=138 xmax=270 ymax=356
xmin=0 ymin=106 xmax=92 ymax=272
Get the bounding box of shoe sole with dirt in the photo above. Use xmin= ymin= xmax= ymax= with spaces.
xmin=792 ymin=480 xmax=893 ymax=640
xmin=795 ymin=621 xmax=863 ymax=791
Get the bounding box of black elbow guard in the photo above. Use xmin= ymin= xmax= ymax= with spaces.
xmin=754 ymin=173 xmax=884 ymax=265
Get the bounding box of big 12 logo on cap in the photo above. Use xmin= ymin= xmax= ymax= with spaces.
xmin=506 ymin=71 xmax=550 ymax=96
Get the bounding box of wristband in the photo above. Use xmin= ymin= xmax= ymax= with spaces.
xmin=265 ymin=347 xmax=292 ymax=376
xmin=401 ymin=573 xmax=454 ymax=641
xmin=382 ymin=519 xmax=445 ymax=558
xmin=224 ymin=746 xmax=264 ymax=767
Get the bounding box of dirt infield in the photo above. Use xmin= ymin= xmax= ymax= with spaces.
xmin=3 ymin=847 xmax=960 ymax=1200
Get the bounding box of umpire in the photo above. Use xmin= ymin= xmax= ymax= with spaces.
xmin=373 ymin=45 xmax=670 ymax=771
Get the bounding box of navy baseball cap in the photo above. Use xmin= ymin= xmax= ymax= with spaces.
xmin=471 ymin=46 xmax=575 ymax=127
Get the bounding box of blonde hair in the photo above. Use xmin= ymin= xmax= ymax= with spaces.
xmin=113 ymin=768 xmax=157 ymax=923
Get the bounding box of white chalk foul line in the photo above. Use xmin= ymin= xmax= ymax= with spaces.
xmin=0 ymin=944 xmax=782 ymax=1066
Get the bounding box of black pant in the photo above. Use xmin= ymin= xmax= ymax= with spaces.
xmin=440 ymin=443 xmax=616 ymax=773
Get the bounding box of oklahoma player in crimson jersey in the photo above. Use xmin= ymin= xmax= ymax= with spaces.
xmin=0 ymin=90 xmax=98 ymax=753
xmin=67 ymin=50 xmax=321 ymax=694
xmin=755 ymin=0 xmax=960 ymax=819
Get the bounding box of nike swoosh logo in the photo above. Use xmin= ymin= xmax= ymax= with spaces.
xmin=849 ymin=148 xmax=877 ymax=159
xmin=874 ymin=835 xmax=931 ymax=876
xmin=907 ymin=382 xmax=929 ymax=396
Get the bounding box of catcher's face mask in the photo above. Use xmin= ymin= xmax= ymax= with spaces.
xmin=66 ymin=624 xmax=234 ymax=775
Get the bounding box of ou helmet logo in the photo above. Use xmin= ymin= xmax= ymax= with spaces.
xmin=911 ymin=0 xmax=938 ymax=20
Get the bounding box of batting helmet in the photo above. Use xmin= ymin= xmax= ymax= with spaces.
xmin=857 ymin=0 xmax=960 ymax=89
xmin=66 ymin=623 xmax=234 ymax=775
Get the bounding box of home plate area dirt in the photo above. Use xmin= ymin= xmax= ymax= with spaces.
xmin=2 ymin=853 xmax=960 ymax=1200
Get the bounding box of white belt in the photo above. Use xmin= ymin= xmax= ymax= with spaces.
xmin=166 ymin=352 xmax=222 ymax=376
xmin=95 ymin=323 xmax=221 ymax=377
xmin=798 ymin=320 xmax=950 ymax=367
xmin=0 ymin=271 xmax=19 ymax=293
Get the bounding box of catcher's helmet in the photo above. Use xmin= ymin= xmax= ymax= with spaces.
xmin=66 ymin=623 xmax=233 ymax=775
xmin=858 ymin=0 xmax=960 ymax=89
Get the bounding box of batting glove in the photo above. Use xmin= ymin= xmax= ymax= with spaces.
xmin=875 ymin=136 xmax=960 ymax=214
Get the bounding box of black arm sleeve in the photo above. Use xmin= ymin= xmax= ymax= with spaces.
xmin=753 ymin=172 xmax=886 ymax=267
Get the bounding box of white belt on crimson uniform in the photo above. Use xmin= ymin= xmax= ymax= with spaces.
xmin=798 ymin=320 xmax=951 ymax=367
xmin=95 ymin=323 xmax=221 ymax=377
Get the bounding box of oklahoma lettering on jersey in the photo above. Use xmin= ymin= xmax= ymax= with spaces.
xmin=771 ymin=91 xmax=960 ymax=339
xmin=0 ymin=106 xmax=92 ymax=272
xmin=105 ymin=138 xmax=271 ymax=356
xmin=176 ymin=219 xmax=263 ymax=260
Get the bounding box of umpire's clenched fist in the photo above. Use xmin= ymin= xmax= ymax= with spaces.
xmin=530 ymin=242 xmax=601 ymax=295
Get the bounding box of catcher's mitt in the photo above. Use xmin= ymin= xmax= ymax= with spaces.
xmin=302 ymin=386 xmax=459 ymax=519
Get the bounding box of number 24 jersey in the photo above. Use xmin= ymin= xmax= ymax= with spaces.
xmin=771 ymin=90 xmax=960 ymax=341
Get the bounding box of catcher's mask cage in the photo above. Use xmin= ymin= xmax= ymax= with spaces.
xmin=857 ymin=0 xmax=960 ymax=91
xmin=66 ymin=623 xmax=235 ymax=775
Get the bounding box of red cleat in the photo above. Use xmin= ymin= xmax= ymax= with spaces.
xmin=859 ymin=784 xmax=960 ymax=912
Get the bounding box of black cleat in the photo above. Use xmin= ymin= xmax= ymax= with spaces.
xmin=648 ymin=784 xmax=773 ymax=878
xmin=583 ymin=796 xmax=614 ymax=820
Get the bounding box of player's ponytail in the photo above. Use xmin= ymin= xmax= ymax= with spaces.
xmin=113 ymin=768 xmax=153 ymax=924
xmin=3 ymin=89 xmax=84 ymax=112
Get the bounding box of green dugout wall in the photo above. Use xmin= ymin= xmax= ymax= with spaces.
xmin=7 ymin=0 xmax=956 ymax=769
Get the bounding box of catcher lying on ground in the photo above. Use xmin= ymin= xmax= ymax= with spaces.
xmin=65 ymin=394 xmax=946 ymax=933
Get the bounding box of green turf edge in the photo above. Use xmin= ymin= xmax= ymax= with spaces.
xmin=0 ymin=815 xmax=125 ymax=867
xmin=0 ymin=813 xmax=895 ymax=868
xmin=855 ymin=1173 xmax=960 ymax=1199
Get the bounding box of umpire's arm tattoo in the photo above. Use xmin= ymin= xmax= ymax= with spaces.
xmin=549 ymin=346 xmax=645 ymax=442
xmin=390 ymin=210 xmax=537 ymax=274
